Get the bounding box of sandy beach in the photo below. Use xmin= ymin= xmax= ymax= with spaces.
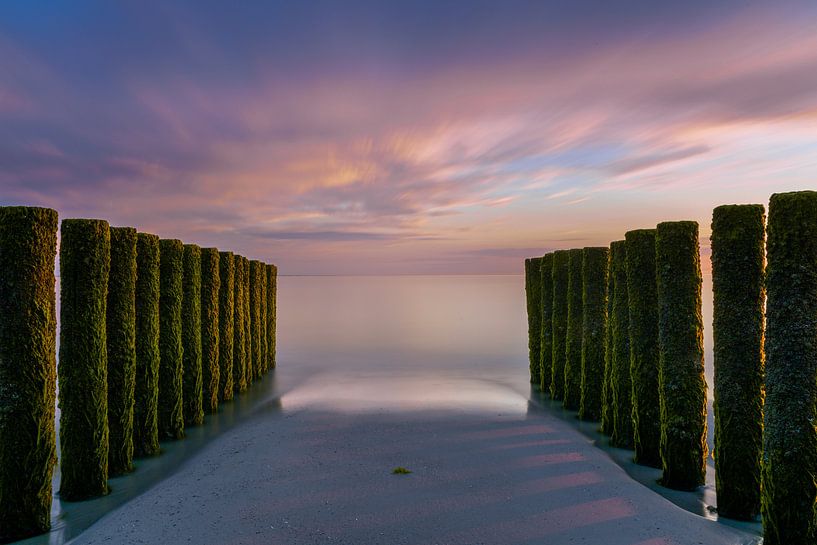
xmin=70 ymin=378 xmax=758 ymax=544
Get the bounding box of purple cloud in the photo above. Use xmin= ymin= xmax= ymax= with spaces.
xmin=2 ymin=2 xmax=817 ymax=273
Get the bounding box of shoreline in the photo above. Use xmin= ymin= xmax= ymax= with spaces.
xmin=18 ymin=371 xmax=298 ymax=545
xmin=64 ymin=367 xmax=758 ymax=545
xmin=524 ymin=386 xmax=762 ymax=539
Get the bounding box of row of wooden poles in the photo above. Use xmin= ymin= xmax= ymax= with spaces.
xmin=0 ymin=206 xmax=277 ymax=544
xmin=525 ymin=190 xmax=817 ymax=545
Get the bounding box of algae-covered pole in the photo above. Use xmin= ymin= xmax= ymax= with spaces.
xmin=761 ymin=191 xmax=817 ymax=545
xmin=182 ymin=244 xmax=203 ymax=427
xmin=600 ymin=245 xmax=615 ymax=435
xmin=655 ymin=221 xmax=707 ymax=490
xmin=524 ymin=259 xmax=535 ymax=384
xmin=106 ymin=227 xmax=137 ymax=476
xmin=579 ymin=247 xmax=608 ymax=421
xmin=0 ymin=206 xmax=58 ymax=542
xmin=609 ymin=240 xmax=633 ymax=448
xmin=538 ymin=254 xmax=554 ymax=393
xmin=563 ymin=248 xmax=583 ymax=410
xmin=259 ymin=261 xmax=268 ymax=376
xmin=550 ymin=250 xmax=569 ymax=400
xmin=525 ymin=257 xmax=542 ymax=385
xmin=249 ymin=260 xmax=263 ymax=381
xmin=266 ymin=264 xmax=277 ymax=370
xmin=58 ymin=218 xmax=111 ymax=500
xmin=201 ymin=248 xmax=221 ymax=414
xmin=218 ymin=252 xmax=235 ymax=401
xmin=242 ymin=257 xmax=252 ymax=384
xmin=133 ymin=233 xmax=161 ymax=457
xmin=625 ymin=229 xmax=661 ymax=467
xmin=711 ymin=204 xmax=765 ymax=520
xmin=233 ymin=255 xmax=247 ymax=393
xmin=158 ymin=239 xmax=184 ymax=440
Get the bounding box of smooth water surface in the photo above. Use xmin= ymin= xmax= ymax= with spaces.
xmin=277 ymin=273 xmax=716 ymax=410
xmin=277 ymin=275 xmax=530 ymax=413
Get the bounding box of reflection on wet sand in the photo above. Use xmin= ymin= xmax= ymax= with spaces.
xmin=281 ymin=370 xmax=527 ymax=413
xmin=526 ymin=387 xmax=762 ymax=537
xmin=74 ymin=406 xmax=758 ymax=545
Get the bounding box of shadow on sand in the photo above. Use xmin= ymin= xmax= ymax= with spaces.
xmin=525 ymin=385 xmax=762 ymax=538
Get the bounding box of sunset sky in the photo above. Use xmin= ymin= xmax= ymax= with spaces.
xmin=2 ymin=1 xmax=817 ymax=274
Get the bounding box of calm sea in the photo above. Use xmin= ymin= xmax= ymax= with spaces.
xmin=277 ymin=273 xmax=715 ymax=411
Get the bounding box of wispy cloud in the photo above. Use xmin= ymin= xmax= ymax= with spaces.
xmin=1 ymin=2 xmax=817 ymax=273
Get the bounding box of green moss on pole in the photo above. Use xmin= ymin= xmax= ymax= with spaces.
xmin=762 ymin=191 xmax=817 ymax=545
xmin=711 ymin=204 xmax=765 ymax=520
xmin=538 ymin=254 xmax=553 ymax=393
xmin=525 ymin=257 xmax=543 ymax=385
xmin=242 ymin=257 xmax=252 ymax=384
xmin=525 ymin=259 xmax=532 ymax=380
xmin=232 ymin=255 xmax=247 ymax=393
xmin=218 ymin=252 xmax=235 ymax=401
xmin=579 ymin=247 xmax=608 ymax=421
xmin=182 ymin=244 xmax=203 ymax=427
xmin=609 ymin=240 xmax=633 ymax=449
xmin=200 ymin=248 xmax=220 ymax=414
xmin=158 ymin=239 xmax=184 ymax=440
xmin=106 ymin=227 xmax=137 ymax=476
xmin=266 ymin=264 xmax=277 ymax=370
xmin=0 ymin=206 xmax=58 ymax=542
xmin=133 ymin=233 xmax=161 ymax=457
xmin=550 ymin=250 xmax=569 ymax=400
xmin=655 ymin=221 xmax=707 ymax=490
xmin=58 ymin=218 xmax=110 ymax=500
xmin=563 ymin=248 xmax=583 ymax=410
xmin=260 ymin=261 xmax=268 ymax=375
xmin=250 ymin=260 xmax=263 ymax=381
xmin=625 ymin=229 xmax=661 ymax=467
xmin=600 ymin=246 xmax=615 ymax=435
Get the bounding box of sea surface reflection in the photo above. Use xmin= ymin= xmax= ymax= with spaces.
xmin=277 ymin=273 xmax=716 ymax=412
xmin=277 ymin=275 xmax=530 ymax=413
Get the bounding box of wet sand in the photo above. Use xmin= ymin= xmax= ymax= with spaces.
xmin=69 ymin=367 xmax=758 ymax=545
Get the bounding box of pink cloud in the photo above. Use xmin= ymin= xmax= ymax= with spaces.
xmin=2 ymin=5 xmax=817 ymax=273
